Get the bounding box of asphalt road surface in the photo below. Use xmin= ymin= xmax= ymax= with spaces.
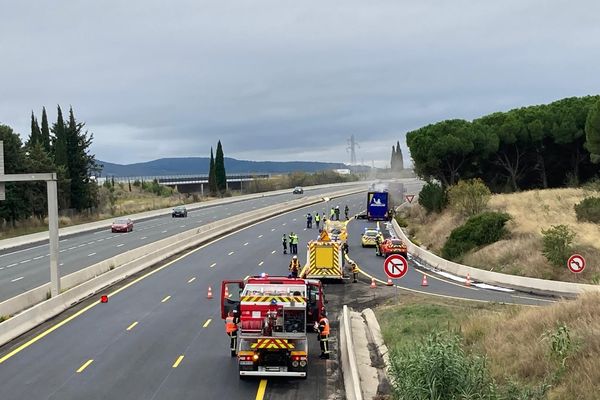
xmin=0 ymin=186 xmax=555 ymax=400
xmin=0 ymin=184 xmax=366 ymax=301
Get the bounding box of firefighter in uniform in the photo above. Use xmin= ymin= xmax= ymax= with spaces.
xmin=344 ymin=205 xmax=349 ymax=220
xmin=351 ymin=261 xmax=359 ymax=283
xmin=282 ymin=233 xmax=288 ymax=254
xmin=225 ymin=309 xmax=240 ymax=357
xmin=315 ymin=212 xmax=321 ymax=229
xmin=318 ymin=310 xmax=330 ymax=359
xmin=306 ymin=213 xmax=313 ymax=229
xmin=289 ymin=255 xmax=300 ymax=278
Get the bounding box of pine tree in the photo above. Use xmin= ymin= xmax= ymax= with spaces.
xmin=41 ymin=107 xmax=51 ymax=152
xmin=208 ymin=147 xmax=217 ymax=195
xmin=586 ymin=98 xmax=600 ymax=163
xmin=28 ymin=111 xmax=42 ymax=148
xmin=215 ymin=140 xmax=227 ymax=194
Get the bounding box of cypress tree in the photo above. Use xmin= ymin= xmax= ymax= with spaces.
xmin=41 ymin=106 xmax=51 ymax=152
xmin=390 ymin=145 xmax=396 ymax=170
xmin=52 ymin=105 xmax=68 ymax=169
xmin=0 ymin=125 xmax=31 ymax=225
xmin=396 ymin=141 xmax=404 ymax=171
xmin=28 ymin=111 xmax=42 ymax=147
xmin=215 ymin=140 xmax=227 ymax=194
xmin=208 ymin=147 xmax=217 ymax=195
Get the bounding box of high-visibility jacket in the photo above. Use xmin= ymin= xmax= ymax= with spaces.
xmin=225 ymin=316 xmax=237 ymax=333
xmin=318 ymin=317 xmax=330 ymax=335
xmin=291 ymin=235 xmax=298 ymax=245
xmin=330 ymin=209 xmax=335 ymax=218
xmin=289 ymin=259 xmax=300 ymax=272
xmin=315 ymin=214 xmax=320 ymax=222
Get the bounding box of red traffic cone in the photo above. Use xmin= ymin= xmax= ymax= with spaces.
xmin=386 ymin=278 xmax=393 ymax=286
xmin=465 ymin=273 xmax=471 ymax=287
xmin=224 ymin=285 xmax=230 ymax=298
xmin=100 ymin=295 xmax=108 ymax=303
xmin=370 ymin=278 xmax=377 ymax=289
xmin=207 ymin=286 xmax=213 ymax=299
xmin=421 ymin=274 xmax=428 ymax=287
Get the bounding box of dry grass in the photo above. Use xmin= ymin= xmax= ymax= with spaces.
xmin=404 ymin=188 xmax=600 ymax=283
xmin=462 ymin=292 xmax=600 ymax=399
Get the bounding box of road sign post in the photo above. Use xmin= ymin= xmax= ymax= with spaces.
xmin=567 ymin=254 xmax=586 ymax=274
xmin=0 ymin=141 xmax=5 ymax=201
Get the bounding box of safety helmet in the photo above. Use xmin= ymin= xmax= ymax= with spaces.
xmin=293 ymin=255 xmax=298 ymax=259
xmin=233 ymin=309 xmax=238 ymax=314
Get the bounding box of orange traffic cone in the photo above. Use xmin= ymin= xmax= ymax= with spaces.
xmin=207 ymin=286 xmax=213 ymax=299
xmin=421 ymin=274 xmax=428 ymax=287
xmin=224 ymin=285 xmax=230 ymax=298
xmin=386 ymin=278 xmax=393 ymax=286
xmin=370 ymin=278 xmax=377 ymax=289
xmin=465 ymin=273 xmax=471 ymax=287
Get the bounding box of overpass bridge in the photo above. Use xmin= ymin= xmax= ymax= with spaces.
xmin=97 ymin=174 xmax=271 ymax=194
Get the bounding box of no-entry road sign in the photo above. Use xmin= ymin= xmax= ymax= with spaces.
xmin=567 ymin=254 xmax=586 ymax=273
xmin=384 ymin=254 xmax=408 ymax=279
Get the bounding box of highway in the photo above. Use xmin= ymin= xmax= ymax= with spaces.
xmin=0 ymin=186 xmax=556 ymax=400
xmin=0 ymin=184 xmax=366 ymax=301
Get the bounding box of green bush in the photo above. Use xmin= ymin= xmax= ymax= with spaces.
xmin=574 ymin=197 xmax=600 ymax=223
xmin=442 ymin=212 xmax=510 ymax=260
xmin=395 ymin=215 xmax=408 ymax=227
xmin=389 ymin=332 xmax=497 ymax=400
xmin=448 ymin=178 xmax=491 ymax=216
xmin=418 ymin=182 xmax=447 ymax=213
xmin=541 ymin=225 xmax=576 ymax=268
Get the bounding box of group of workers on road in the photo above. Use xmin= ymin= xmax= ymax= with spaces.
xmin=282 ymin=232 xmax=299 ymax=255
xmin=305 ymin=205 xmax=350 ymax=229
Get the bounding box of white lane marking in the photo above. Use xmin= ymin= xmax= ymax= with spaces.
xmin=210 ymin=262 xmax=217 ymax=268
xmin=78 ymin=244 xmax=86 ymax=248
xmin=303 ymin=228 xmax=307 ymax=231
xmin=271 ymin=228 xmax=275 ymax=232
xmin=293 ymin=218 xmax=297 ymax=222
xmin=60 ymin=249 xmax=66 ymax=253
xmin=97 ymin=239 xmax=104 ymax=242
xmin=188 ymin=277 xmax=196 ymax=283
xmin=33 ymin=256 xmax=44 ymax=260
xmin=45 ymin=254 xmax=50 ymax=256
xmin=94 ymin=231 xmax=102 ymax=235
xmin=117 ymin=244 xmax=125 ymax=247
xmin=271 ymin=250 xmax=276 ymax=254
xmin=59 ymin=239 xmax=68 ymax=243
xmin=68 ymin=247 xmax=77 ymax=250
xmin=0 ymin=243 xmax=47 ymax=258
xmin=258 ymin=261 xmax=264 ymax=266
xmin=282 ymin=223 xmax=286 ymax=226
xmin=11 ymin=277 xmax=24 ymax=282
xmin=59 ymin=263 xmax=64 ymax=266
xmin=140 ymin=237 xmax=147 ymax=240
xmin=7 ymin=263 xmax=17 ymax=268
xmin=87 ymin=242 xmax=94 ymax=245
xmin=228 ymin=251 xmax=234 ymax=256
xmin=180 ymin=225 xmax=186 ymax=228
xmin=244 ymin=242 xmax=249 ymax=246
xmin=162 ymin=230 xmax=168 ymax=233
xmin=258 ymin=235 xmax=263 ymax=238
xmin=88 ymin=253 xmax=97 ymax=257
xmin=20 ymin=259 xmax=31 ymax=264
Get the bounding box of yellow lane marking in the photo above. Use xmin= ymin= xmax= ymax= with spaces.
xmin=0 ymin=192 xmax=359 ymax=364
xmin=76 ymin=359 xmax=94 ymax=373
xmin=126 ymin=321 xmax=138 ymax=331
xmin=161 ymin=295 xmax=171 ymax=303
xmin=210 ymin=262 xmax=217 ymax=268
xmin=203 ymin=318 xmax=212 ymax=328
xmin=255 ymin=379 xmax=268 ymax=400
xmin=188 ymin=277 xmax=196 ymax=283
xmin=172 ymin=355 xmax=184 ymax=368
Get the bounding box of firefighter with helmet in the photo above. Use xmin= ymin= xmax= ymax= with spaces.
xmin=225 ymin=309 xmax=240 ymax=357
xmin=289 ymin=255 xmax=300 ymax=278
xmin=318 ymin=309 xmax=330 ymax=359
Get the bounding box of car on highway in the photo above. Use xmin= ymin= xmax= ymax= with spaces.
xmin=375 ymin=238 xmax=408 ymax=258
xmin=293 ymin=186 xmax=304 ymax=194
xmin=111 ymin=218 xmax=133 ymax=233
xmin=172 ymin=206 xmax=188 ymax=218
xmin=361 ymin=228 xmax=382 ymax=247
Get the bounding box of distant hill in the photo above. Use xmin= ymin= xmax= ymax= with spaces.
xmin=98 ymin=157 xmax=353 ymax=176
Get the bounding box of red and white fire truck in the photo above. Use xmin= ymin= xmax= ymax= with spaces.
xmin=220 ymin=275 xmax=326 ymax=379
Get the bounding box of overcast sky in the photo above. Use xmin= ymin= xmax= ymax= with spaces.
xmin=2 ymin=1 xmax=600 ymax=166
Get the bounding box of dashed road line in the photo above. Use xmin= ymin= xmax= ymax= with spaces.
xmin=140 ymin=237 xmax=147 ymax=240
xmin=210 ymin=263 xmax=217 ymax=268
xmin=172 ymin=355 xmax=185 ymax=368
xmin=271 ymin=250 xmax=276 ymax=254
xmin=20 ymin=259 xmax=31 ymax=264
xmin=88 ymin=253 xmax=97 ymax=257
xmin=258 ymin=261 xmax=264 ymax=266
xmin=7 ymin=263 xmax=17 ymax=268
xmin=271 ymin=228 xmax=275 ymax=231
xmin=33 ymin=256 xmax=44 ymax=260
xmin=117 ymin=244 xmax=124 ymax=247
xmin=188 ymin=277 xmax=196 ymax=283
xmin=76 ymin=359 xmax=94 ymax=373
xmin=258 ymin=235 xmax=263 ymax=238
xmin=11 ymin=277 xmax=24 ymax=282
xmin=161 ymin=295 xmax=171 ymax=303
xmin=162 ymin=230 xmax=168 ymax=233
xmin=203 ymin=319 xmax=212 ymax=328
xmin=228 ymin=251 xmax=234 ymax=256
xmin=87 ymin=242 xmax=94 ymax=245
xmin=244 ymin=242 xmax=249 ymax=246
xmin=126 ymin=321 xmax=138 ymax=331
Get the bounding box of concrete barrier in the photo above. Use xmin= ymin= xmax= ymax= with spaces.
xmin=0 ymin=187 xmax=364 ymax=346
xmin=339 ymin=304 xmax=363 ymax=400
xmin=391 ymin=219 xmax=600 ymax=296
xmin=0 ymin=181 xmax=368 ymax=252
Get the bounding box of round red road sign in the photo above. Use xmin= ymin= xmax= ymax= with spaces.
xmin=384 ymin=254 xmax=408 ymax=279
xmin=567 ymin=254 xmax=586 ymax=273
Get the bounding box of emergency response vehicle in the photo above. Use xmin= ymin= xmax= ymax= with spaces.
xmin=301 ymin=229 xmax=345 ymax=280
xmin=220 ymin=275 xmax=325 ymax=379
xmin=361 ymin=228 xmax=383 ymax=247
xmin=375 ymin=238 xmax=408 ymax=258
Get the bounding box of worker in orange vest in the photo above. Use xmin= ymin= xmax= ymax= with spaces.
xmin=225 ymin=309 xmax=239 ymax=357
xmin=318 ymin=309 xmax=330 ymax=359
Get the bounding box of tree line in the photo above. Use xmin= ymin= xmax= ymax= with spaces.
xmin=407 ymin=95 xmax=600 ymax=191
xmin=0 ymin=106 xmax=98 ymax=226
